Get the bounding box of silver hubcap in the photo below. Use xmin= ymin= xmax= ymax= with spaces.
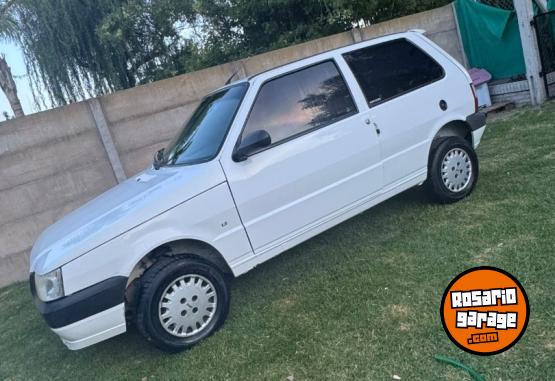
xmin=441 ymin=148 xmax=472 ymax=193
xmin=158 ymin=274 xmax=217 ymax=338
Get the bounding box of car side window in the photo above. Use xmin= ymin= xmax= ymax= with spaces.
xmin=242 ymin=60 xmax=357 ymax=148
xmin=343 ymin=38 xmax=444 ymax=107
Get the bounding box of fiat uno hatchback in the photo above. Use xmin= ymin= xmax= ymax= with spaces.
xmin=30 ymin=31 xmax=486 ymax=352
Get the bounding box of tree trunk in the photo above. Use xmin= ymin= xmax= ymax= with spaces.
xmin=0 ymin=55 xmax=24 ymax=118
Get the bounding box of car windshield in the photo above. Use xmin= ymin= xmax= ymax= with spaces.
xmin=161 ymin=83 xmax=248 ymax=166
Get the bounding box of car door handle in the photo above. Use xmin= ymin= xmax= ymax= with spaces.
xmin=365 ymin=119 xmax=381 ymax=135
xmin=370 ymin=121 xmax=381 ymax=135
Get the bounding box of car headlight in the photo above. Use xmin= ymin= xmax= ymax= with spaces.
xmin=34 ymin=268 xmax=64 ymax=302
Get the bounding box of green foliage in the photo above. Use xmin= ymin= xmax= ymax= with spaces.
xmin=15 ymin=0 xmax=198 ymax=106
xmin=97 ymin=0 xmax=198 ymax=84
xmin=194 ymin=0 xmax=451 ymax=61
xmin=0 ymin=0 xmax=17 ymax=40
xmin=16 ymin=0 xmax=127 ymax=106
xmin=14 ymin=0 xmax=450 ymax=106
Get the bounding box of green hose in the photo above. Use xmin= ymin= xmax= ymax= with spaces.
xmin=434 ymin=355 xmax=486 ymax=381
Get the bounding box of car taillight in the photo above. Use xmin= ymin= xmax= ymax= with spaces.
xmin=470 ymin=84 xmax=479 ymax=113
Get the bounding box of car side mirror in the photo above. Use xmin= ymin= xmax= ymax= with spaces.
xmin=153 ymin=148 xmax=165 ymax=170
xmin=232 ymin=130 xmax=271 ymax=162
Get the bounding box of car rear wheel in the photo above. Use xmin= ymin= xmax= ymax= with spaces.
xmin=427 ymin=136 xmax=479 ymax=203
xmin=135 ymin=256 xmax=230 ymax=352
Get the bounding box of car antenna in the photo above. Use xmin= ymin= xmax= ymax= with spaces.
xmin=224 ymin=69 xmax=240 ymax=85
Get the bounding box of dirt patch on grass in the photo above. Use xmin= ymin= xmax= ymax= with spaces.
xmin=472 ymin=235 xmax=536 ymax=264
xmin=273 ymin=297 xmax=297 ymax=312
xmin=0 ymin=287 xmax=13 ymax=301
xmin=473 ymin=242 xmax=505 ymax=264
xmin=389 ymin=304 xmax=410 ymax=317
xmin=543 ymin=151 xmax=555 ymax=161
xmin=399 ymin=323 xmax=412 ymax=332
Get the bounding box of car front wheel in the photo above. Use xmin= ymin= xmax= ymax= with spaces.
xmin=135 ymin=256 xmax=230 ymax=352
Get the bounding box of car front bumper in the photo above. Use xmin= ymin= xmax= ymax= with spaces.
xmin=52 ymin=303 xmax=126 ymax=350
xmin=30 ymin=274 xmax=128 ymax=350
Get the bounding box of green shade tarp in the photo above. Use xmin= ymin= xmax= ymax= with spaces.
xmin=455 ymin=0 xmax=526 ymax=79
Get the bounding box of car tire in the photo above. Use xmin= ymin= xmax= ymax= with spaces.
xmin=427 ymin=136 xmax=479 ymax=204
xmin=135 ymin=256 xmax=230 ymax=353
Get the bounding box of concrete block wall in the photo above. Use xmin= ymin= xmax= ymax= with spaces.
xmin=0 ymin=102 xmax=119 ymax=285
xmin=0 ymin=4 xmax=463 ymax=287
xmin=489 ymin=80 xmax=532 ymax=106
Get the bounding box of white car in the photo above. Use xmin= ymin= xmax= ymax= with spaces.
xmin=30 ymin=31 xmax=486 ymax=352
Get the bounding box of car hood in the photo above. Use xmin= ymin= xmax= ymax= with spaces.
xmin=30 ymin=161 xmax=225 ymax=275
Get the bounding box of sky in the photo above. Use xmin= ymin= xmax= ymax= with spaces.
xmin=0 ymin=41 xmax=38 ymax=120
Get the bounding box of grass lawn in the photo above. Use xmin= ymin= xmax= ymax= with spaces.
xmin=1 ymin=102 xmax=554 ymax=380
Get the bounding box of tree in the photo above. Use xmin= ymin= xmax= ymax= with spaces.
xmin=0 ymin=0 xmax=24 ymax=118
xmin=12 ymin=0 xmax=451 ymax=107
xmin=13 ymin=0 xmax=201 ymax=106
xmin=192 ymin=0 xmax=451 ymax=64
xmin=96 ymin=0 xmax=198 ymax=84
xmin=15 ymin=0 xmax=129 ymax=106
xmin=0 ymin=55 xmax=23 ymax=117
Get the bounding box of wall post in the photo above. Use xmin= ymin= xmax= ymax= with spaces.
xmin=514 ymin=0 xmax=547 ymax=105
xmin=351 ymin=28 xmax=363 ymax=43
xmin=88 ymin=98 xmax=127 ymax=183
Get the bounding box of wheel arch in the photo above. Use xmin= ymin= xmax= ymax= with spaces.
xmin=433 ymin=120 xmax=473 ymax=146
xmin=427 ymin=119 xmax=473 ymax=161
xmin=124 ymin=238 xmax=233 ymax=317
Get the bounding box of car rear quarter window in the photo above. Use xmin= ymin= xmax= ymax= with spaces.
xmin=242 ymin=60 xmax=357 ymax=147
xmin=343 ymin=38 xmax=444 ymax=107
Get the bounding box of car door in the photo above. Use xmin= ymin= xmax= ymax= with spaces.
xmin=220 ymin=59 xmax=383 ymax=253
xmin=342 ymin=37 xmax=448 ymax=188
